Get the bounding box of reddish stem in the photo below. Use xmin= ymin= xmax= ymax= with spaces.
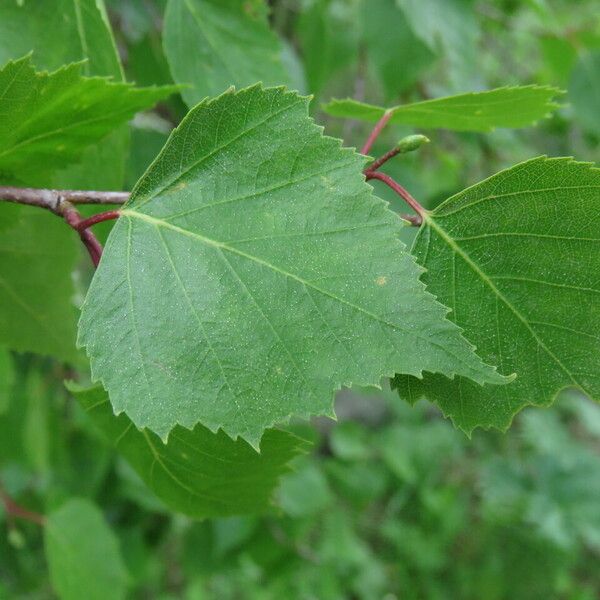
xmin=365 ymin=146 xmax=402 ymax=173
xmin=0 ymin=187 xmax=123 ymax=267
xmin=365 ymin=171 xmax=424 ymax=226
xmin=76 ymin=210 xmax=121 ymax=231
xmin=361 ymin=111 xmax=392 ymax=155
xmin=0 ymin=486 xmax=45 ymax=526
xmin=62 ymin=206 xmax=104 ymax=267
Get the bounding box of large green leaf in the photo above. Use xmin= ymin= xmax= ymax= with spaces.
xmin=0 ymin=205 xmax=79 ymax=362
xmin=70 ymin=383 xmax=309 ymax=518
xmin=323 ymin=86 xmax=562 ymax=132
xmin=45 ymin=498 xmax=129 ymax=600
xmin=163 ymin=0 xmax=289 ymax=107
xmin=0 ymin=56 xmax=174 ymax=184
xmin=394 ymin=157 xmax=600 ymax=432
xmin=79 ymin=85 xmax=508 ymax=445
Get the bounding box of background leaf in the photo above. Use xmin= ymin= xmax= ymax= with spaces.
xmin=395 ymin=0 xmax=480 ymax=90
xmin=0 ymin=0 xmax=122 ymax=79
xmin=71 ymin=383 xmax=310 ymax=518
xmin=44 ymin=498 xmax=129 ymax=600
xmin=360 ymin=0 xmax=435 ymax=100
xmin=79 ymin=85 xmax=507 ymax=444
xmin=0 ymin=0 xmax=129 ymax=190
xmin=0 ymin=205 xmax=79 ymax=362
xmin=163 ymin=0 xmax=290 ymax=107
xmin=0 ymin=56 xmax=174 ymax=185
xmin=569 ymin=51 xmax=600 ymax=136
xmin=394 ymin=157 xmax=600 ymax=432
xmin=323 ymin=86 xmax=562 ymax=132
xmin=0 ymin=347 xmax=14 ymax=414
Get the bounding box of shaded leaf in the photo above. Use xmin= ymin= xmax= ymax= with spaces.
xmin=396 ymin=0 xmax=480 ymax=89
xmin=295 ymin=0 xmax=359 ymax=96
xmin=394 ymin=157 xmax=600 ymax=432
xmin=0 ymin=347 xmax=14 ymax=414
xmin=0 ymin=0 xmax=129 ymax=189
xmin=0 ymin=205 xmax=79 ymax=362
xmin=569 ymin=51 xmax=600 ymax=135
xmin=79 ymin=85 xmax=508 ymax=445
xmin=323 ymin=86 xmax=562 ymax=132
xmin=0 ymin=56 xmax=175 ymax=184
xmin=45 ymin=498 xmax=129 ymax=600
xmin=0 ymin=0 xmax=122 ymax=79
xmin=163 ymin=0 xmax=289 ymax=107
xmin=70 ymin=383 xmax=310 ymax=518
xmin=360 ymin=0 xmax=434 ymax=99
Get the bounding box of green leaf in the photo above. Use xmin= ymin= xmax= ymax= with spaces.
xmin=295 ymin=0 xmax=359 ymax=96
xmin=0 ymin=0 xmax=122 ymax=79
xmin=0 ymin=56 xmax=175 ymax=184
xmin=360 ymin=0 xmax=434 ymax=99
xmin=569 ymin=51 xmax=600 ymax=135
xmin=395 ymin=0 xmax=480 ymax=89
xmin=163 ymin=0 xmax=289 ymax=107
xmin=70 ymin=383 xmax=310 ymax=518
xmin=394 ymin=157 xmax=600 ymax=432
xmin=0 ymin=347 xmax=14 ymax=414
xmin=45 ymin=498 xmax=129 ymax=600
xmin=0 ymin=0 xmax=129 ymax=190
xmin=0 ymin=204 xmax=79 ymax=362
xmin=322 ymin=86 xmax=563 ymax=132
xmin=79 ymin=85 xmax=508 ymax=445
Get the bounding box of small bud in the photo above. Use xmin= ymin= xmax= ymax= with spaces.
xmin=397 ymin=134 xmax=430 ymax=154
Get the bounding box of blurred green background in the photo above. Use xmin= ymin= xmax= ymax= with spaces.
xmin=1 ymin=0 xmax=599 ymax=598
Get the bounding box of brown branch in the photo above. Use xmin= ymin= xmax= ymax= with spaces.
xmin=0 ymin=186 xmax=127 ymax=267
xmin=0 ymin=485 xmax=45 ymax=526
xmin=76 ymin=210 xmax=122 ymax=232
xmin=361 ymin=111 xmax=393 ymax=156
xmin=365 ymin=171 xmax=424 ymax=226
xmin=0 ymin=186 xmax=129 ymax=209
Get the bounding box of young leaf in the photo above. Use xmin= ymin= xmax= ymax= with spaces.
xmin=0 ymin=205 xmax=79 ymax=362
xmin=79 ymin=85 xmax=508 ymax=445
xmin=0 ymin=56 xmax=175 ymax=184
xmin=70 ymin=383 xmax=310 ymax=518
xmin=323 ymin=86 xmax=562 ymax=132
xmin=45 ymin=498 xmax=129 ymax=600
xmin=394 ymin=157 xmax=600 ymax=432
xmin=0 ymin=347 xmax=14 ymax=414
xmin=163 ymin=0 xmax=289 ymax=107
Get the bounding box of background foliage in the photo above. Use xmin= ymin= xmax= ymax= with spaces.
xmin=1 ymin=0 xmax=599 ymax=598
